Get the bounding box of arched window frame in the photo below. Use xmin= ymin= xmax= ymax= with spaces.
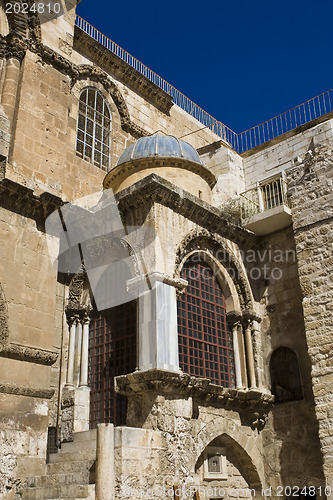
xmin=76 ymin=87 xmax=112 ymax=170
xmin=177 ymin=255 xmax=236 ymax=388
xmin=270 ymin=346 xmax=303 ymax=403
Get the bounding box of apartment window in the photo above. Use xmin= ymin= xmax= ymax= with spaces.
xmin=270 ymin=347 xmax=303 ymax=403
xmin=76 ymin=88 xmax=111 ymax=170
xmin=177 ymin=257 xmax=235 ymax=388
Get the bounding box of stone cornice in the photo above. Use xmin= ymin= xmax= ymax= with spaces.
xmin=116 ymin=369 xmax=274 ymax=428
xmin=73 ymin=26 xmax=174 ymax=115
xmin=0 ymin=343 xmax=58 ymax=365
xmin=0 ymin=382 xmax=54 ymax=399
xmin=115 ymin=174 xmax=257 ymax=246
xmin=0 ymin=177 xmax=63 ymax=227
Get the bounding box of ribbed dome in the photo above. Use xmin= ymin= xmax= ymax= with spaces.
xmin=116 ymin=134 xmax=203 ymax=166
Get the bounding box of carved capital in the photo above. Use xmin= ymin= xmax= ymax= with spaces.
xmin=5 ymin=32 xmax=27 ymax=62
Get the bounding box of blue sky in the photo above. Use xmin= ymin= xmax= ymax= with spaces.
xmin=76 ymin=0 xmax=333 ymax=133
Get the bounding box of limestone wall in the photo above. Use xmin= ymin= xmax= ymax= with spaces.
xmin=287 ymin=138 xmax=333 ymax=492
xmin=242 ymin=119 xmax=333 ymax=190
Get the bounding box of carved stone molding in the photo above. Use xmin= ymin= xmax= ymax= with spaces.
xmin=0 ymin=177 xmax=63 ymax=226
xmin=116 ymin=369 xmax=273 ymax=428
xmin=0 ymin=382 xmax=54 ymax=399
xmin=0 ymin=278 xmax=58 ymax=366
xmin=74 ymin=26 xmax=174 ymax=115
xmin=5 ymin=31 xmax=27 ymax=61
xmin=174 ymin=227 xmax=254 ymax=310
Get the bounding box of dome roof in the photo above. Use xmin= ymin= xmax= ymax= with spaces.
xmin=116 ymin=134 xmax=203 ymax=166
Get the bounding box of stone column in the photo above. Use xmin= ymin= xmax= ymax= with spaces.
xmin=1 ymin=33 xmax=26 ymax=128
xmin=227 ymin=312 xmax=243 ymax=389
xmin=74 ymin=320 xmax=83 ymax=387
xmin=65 ymin=316 xmax=77 ymax=387
xmin=95 ymin=423 xmax=114 ymax=500
xmin=79 ymin=315 xmax=90 ymax=388
xmin=244 ymin=319 xmax=257 ymax=389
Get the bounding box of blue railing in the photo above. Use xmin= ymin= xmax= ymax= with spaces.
xmin=75 ymin=15 xmax=333 ymax=154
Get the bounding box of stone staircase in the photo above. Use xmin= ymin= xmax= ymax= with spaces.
xmin=19 ymin=430 xmax=97 ymax=500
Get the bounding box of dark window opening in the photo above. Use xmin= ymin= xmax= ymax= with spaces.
xmin=177 ymin=257 xmax=235 ymax=388
xmin=270 ymin=347 xmax=303 ymax=403
xmin=88 ymin=299 xmax=137 ymax=428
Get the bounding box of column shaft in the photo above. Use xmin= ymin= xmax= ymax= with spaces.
xmin=232 ymin=323 xmax=243 ymax=389
xmin=79 ymin=320 xmax=90 ymax=387
xmin=66 ymin=320 xmax=76 ymax=387
xmin=244 ymin=323 xmax=257 ymax=388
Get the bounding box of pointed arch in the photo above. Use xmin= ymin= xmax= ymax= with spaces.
xmin=194 ymin=417 xmax=265 ymax=490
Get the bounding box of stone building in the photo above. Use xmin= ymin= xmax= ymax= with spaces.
xmin=0 ymin=1 xmax=332 ymax=499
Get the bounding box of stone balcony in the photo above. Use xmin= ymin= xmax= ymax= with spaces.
xmin=240 ymin=177 xmax=292 ymax=235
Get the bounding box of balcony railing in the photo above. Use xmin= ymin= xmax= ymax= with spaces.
xmin=75 ymin=15 xmax=333 ymax=154
xmin=240 ymin=178 xmax=289 ymax=220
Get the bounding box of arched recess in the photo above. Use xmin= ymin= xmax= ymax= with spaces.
xmin=269 ymin=346 xmax=303 ymax=403
xmin=194 ymin=417 xmax=265 ymax=490
xmin=175 ymin=229 xmax=255 ymax=312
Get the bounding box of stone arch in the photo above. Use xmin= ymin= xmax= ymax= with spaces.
xmin=175 ymin=229 xmax=254 ymax=311
xmin=0 ymin=0 xmax=9 ymax=36
xmin=0 ymin=281 xmax=9 ymax=346
xmin=3 ymin=0 xmax=29 ymax=37
xmin=72 ymin=67 xmax=148 ymax=140
xmin=194 ymin=416 xmax=265 ymax=489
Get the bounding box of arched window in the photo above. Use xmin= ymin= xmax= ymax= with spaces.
xmin=270 ymin=347 xmax=303 ymax=403
xmin=177 ymin=257 xmax=235 ymax=388
xmin=76 ymin=88 xmax=111 ymax=170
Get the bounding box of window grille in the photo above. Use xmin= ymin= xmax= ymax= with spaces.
xmin=88 ymin=300 xmax=137 ymax=428
xmin=178 ymin=258 xmax=235 ymax=388
xmin=270 ymin=347 xmax=303 ymax=403
xmin=76 ymin=88 xmax=111 ymax=170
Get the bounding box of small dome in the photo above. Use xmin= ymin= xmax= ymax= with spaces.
xmin=116 ymin=134 xmax=203 ymax=166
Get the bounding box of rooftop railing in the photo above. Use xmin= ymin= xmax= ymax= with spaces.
xmin=75 ymin=15 xmax=333 ymax=154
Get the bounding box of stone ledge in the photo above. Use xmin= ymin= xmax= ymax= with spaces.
xmin=0 ymin=382 xmax=54 ymax=399
xmin=115 ymin=174 xmax=257 ymax=246
xmin=0 ymin=343 xmax=58 ymax=365
xmin=115 ymin=369 xmax=274 ymax=413
xmin=0 ymin=177 xmax=63 ymax=227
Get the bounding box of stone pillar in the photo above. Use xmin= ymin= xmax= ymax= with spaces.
xmin=244 ymin=319 xmax=257 ymax=389
xmin=95 ymin=423 xmax=114 ymax=500
xmin=65 ymin=316 xmax=77 ymax=387
xmin=227 ymin=312 xmax=243 ymax=389
xmin=79 ymin=315 xmax=90 ymax=388
xmin=74 ymin=320 xmax=83 ymax=387
xmin=129 ymin=273 xmax=186 ymax=372
xmin=1 ymin=33 xmax=26 ymax=128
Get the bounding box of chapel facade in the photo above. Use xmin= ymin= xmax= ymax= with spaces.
xmin=0 ymin=2 xmax=332 ymax=499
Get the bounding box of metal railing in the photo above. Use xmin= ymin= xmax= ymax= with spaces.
xmin=240 ymin=178 xmax=289 ymax=220
xmin=75 ymin=16 xmax=333 ymax=154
